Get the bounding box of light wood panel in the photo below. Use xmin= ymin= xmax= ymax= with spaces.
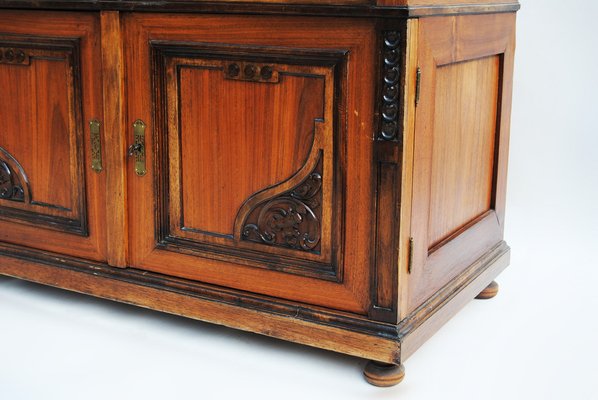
xmin=407 ymin=13 xmax=516 ymax=313
xmin=428 ymin=56 xmax=499 ymax=248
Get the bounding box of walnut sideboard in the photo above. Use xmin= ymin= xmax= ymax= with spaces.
xmin=0 ymin=0 xmax=518 ymax=387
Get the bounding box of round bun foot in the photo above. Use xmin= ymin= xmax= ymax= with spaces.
xmin=363 ymin=361 xmax=405 ymax=387
xmin=476 ymin=281 xmax=499 ymax=300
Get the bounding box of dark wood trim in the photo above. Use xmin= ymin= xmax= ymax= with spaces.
xmin=0 ymin=240 xmax=399 ymax=340
xmin=0 ymin=1 xmax=519 ymax=18
xmin=0 ymin=244 xmax=401 ymax=364
xmin=0 ymin=35 xmax=89 ymax=236
xmin=150 ymin=41 xmax=348 ymax=281
xmin=369 ymin=21 xmax=406 ymax=324
xmin=405 ymin=3 xmax=520 ymax=17
xmin=0 ymin=237 xmax=510 ymax=364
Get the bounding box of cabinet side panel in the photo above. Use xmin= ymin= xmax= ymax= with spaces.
xmin=427 ymin=56 xmax=499 ymax=248
xmin=407 ymin=13 xmax=515 ymax=313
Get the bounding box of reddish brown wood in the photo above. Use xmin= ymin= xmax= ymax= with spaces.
xmin=176 ymin=65 xmax=321 ymax=236
xmin=124 ymin=13 xmax=377 ymax=314
xmin=0 ymin=5 xmax=517 ymax=389
xmin=100 ymin=11 xmax=129 ymax=268
xmin=0 ymin=10 xmax=107 ymax=261
xmin=0 ymin=0 xmax=519 ymax=18
xmin=0 ymin=245 xmax=402 ymax=364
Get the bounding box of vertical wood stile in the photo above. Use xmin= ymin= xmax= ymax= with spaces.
xmin=100 ymin=11 xmax=128 ymax=267
xmin=398 ymin=18 xmax=418 ymax=320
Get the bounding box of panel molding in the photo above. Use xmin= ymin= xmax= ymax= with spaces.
xmin=150 ymin=41 xmax=348 ymax=281
xmin=0 ymin=35 xmax=89 ymax=236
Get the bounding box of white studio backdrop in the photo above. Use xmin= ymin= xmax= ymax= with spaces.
xmin=1 ymin=1 xmax=597 ymax=399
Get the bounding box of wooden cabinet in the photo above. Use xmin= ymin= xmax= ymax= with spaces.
xmin=0 ymin=0 xmax=518 ymax=388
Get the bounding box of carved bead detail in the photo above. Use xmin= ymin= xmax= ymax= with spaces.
xmin=242 ymin=159 xmax=323 ymax=252
xmin=227 ymin=63 xmax=240 ymax=77
xmin=224 ymin=61 xmax=279 ymax=83
xmin=0 ymin=47 xmax=29 ymax=65
xmin=244 ymin=64 xmax=256 ymax=78
xmin=378 ymin=31 xmax=401 ymax=141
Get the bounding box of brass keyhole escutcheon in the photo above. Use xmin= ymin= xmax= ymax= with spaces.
xmin=130 ymin=120 xmax=146 ymax=176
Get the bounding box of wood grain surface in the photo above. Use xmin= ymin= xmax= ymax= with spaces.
xmin=406 ymin=13 xmax=516 ymax=314
xmin=0 ymin=10 xmax=107 ymax=261
xmin=124 ymin=13 xmax=377 ymax=314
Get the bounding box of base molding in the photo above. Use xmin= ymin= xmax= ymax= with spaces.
xmin=0 ymin=240 xmax=509 ymax=365
xmin=398 ymin=242 xmax=510 ymax=360
xmin=0 ymin=241 xmax=400 ymax=363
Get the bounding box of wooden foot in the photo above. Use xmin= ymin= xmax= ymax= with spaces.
xmin=476 ymin=280 xmax=499 ymax=300
xmin=363 ymin=361 xmax=405 ymax=387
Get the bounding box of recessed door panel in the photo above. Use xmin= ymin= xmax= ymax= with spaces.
xmin=175 ymin=62 xmax=322 ymax=238
xmin=0 ymin=11 xmax=107 ymax=262
xmin=152 ymin=44 xmax=342 ymax=275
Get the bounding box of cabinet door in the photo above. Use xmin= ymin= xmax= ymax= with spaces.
xmin=0 ymin=11 xmax=107 ymax=262
xmin=408 ymin=14 xmax=515 ymax=312
xmin=124 ymin=14 xmax=376 ymax=313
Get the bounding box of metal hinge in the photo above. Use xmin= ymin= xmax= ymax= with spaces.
xmin=407 ymin=237 xmax=414 ymax=274
xmin=415 ymin=67 xmax=421 ymax=106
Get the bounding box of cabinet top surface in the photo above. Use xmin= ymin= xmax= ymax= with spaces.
xmin=0 ymin=0 xmax=520 ymax=17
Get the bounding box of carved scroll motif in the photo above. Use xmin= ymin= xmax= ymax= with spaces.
xmin=0 ymin=161 xmax=24 ymax=201
xmin=242 ymin=158 xmax=323 ymax=253
xmin=0 ymin=147 xmax=29 ymax=203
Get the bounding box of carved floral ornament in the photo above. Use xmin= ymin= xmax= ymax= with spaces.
xmin=242 ymin=162 xmax=323 ymax=253
xmin=0 ymin=148 xmax=28 ymax=202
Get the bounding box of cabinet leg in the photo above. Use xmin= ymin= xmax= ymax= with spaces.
xmin=363 ymin=361 xmax=405 ymax=387
xmin=475 ymin=280 xmax=499 ymax=300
